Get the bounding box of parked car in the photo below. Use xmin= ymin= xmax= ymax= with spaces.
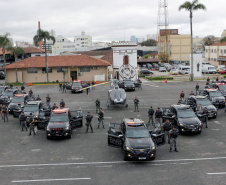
xmin=170 ymin=69 xmax=179 ymax=75
xmin=66 ymin=82 xmax=72 ymax=90
xmin=202 ymin=65 xmax=217 ymax=74
xmin=219 ymin=70 xmax=226 ymax=74
xmin=140 ymin=69 xmax=153 ymax=75
xmin=159 ymin=67 xmax=167 ymax=72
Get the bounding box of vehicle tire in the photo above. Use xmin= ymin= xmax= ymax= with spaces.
xmin=197 ymin=130 xmax=202 ymax=134
xmin=47 ymin=136 xmax=51 ymax=140
xmin=149 ymin=156 xmax=156 ymax=161
xmin=123 ymin=152 xmax=129 ymax=161
xmin=68 ymin=130 xmax=72 ymax=139
xmin=13 ymin=113 xmax=16 ymax=118
xmin=213 ymin=114 xmax=217 ymax=119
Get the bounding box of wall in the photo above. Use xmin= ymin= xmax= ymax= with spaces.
xmin=205 ymin=45 xmax=226 ymax=66
xmin=190 ymin=54 xmax=202 ymax=77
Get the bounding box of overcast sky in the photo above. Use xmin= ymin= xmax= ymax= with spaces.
xmin=0 ymin=0 xmax=225 ymax=44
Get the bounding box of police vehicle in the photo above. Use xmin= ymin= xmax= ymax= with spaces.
xmin=46 ymin=108 xmax=83 ymax=139
xmin=186 ymin=95 xmax=217 ymax=118
xmin=162 ymin=105 xmax=203 ymax=134
xmin=71 ymin=80 xmax=83 ymax=93
xmin=199 ymin=89 xmax=225 ymax=108
xmin=122 ymin=80 xmax=135 ymax=91
xmin=211 ymin=83 xmax=226 ymax=98
xmin=8 ymin=94 xmax=28 ymax=114
xmin=108 ymin=118 xmax=165 ymax=161
xmin=35 ymin=111 xmax=50 ymax=129
xmin=0 ymin=85 xmax=8 ymax=95
xmin=66 ymin=82 xmax=72 ymax=90
xmin=0 ymin=89 xmax=18 ymax=105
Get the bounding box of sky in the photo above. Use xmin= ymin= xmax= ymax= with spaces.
xmin=0 ymin=0 xmax=225 ymax=44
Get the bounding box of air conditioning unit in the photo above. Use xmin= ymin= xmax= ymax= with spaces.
xmin=78 ymin=72 xmax=82 ymax=76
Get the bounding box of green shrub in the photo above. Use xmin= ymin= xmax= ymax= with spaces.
xmin=146 ymin=76 xmax=173 ymax=81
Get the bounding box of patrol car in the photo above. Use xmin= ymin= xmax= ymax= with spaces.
xmin=8 ymin=94 xmax=28 ymax=114
xmin=122 ymin=80 xmax=135 ymax=91
xmin=186 ymin=95 xmax=217 ymax=118
xmin=211 ymin=83 xmax=226 ymax=98
xmin=199 ymin=89 xmax=225 ymax=107
xmin=108 ymin=118 xmax=165 ymax=161
xmin=162 ymin=105 xmax=203 ymax=134
xmin=46 ymin=108 xmax=83 ymax=139
xmin=71 ymin=80 xmax=83 ymax=93
xmin=0 ymin=89 xmax=18 ymax=105
xmin=0 ymin=85 xmax=8 ymax=95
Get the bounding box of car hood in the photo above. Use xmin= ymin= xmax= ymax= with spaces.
xmin=202 ymin=105 xmax=217 ymax=111
xmin=24 ymin=111 xmax=39 ymax=117
xmin=48 ymin=121 xmax=69 ymax=128
xmin=178 ymin=117 xmax=200 ymax=125
xmin=212 ymin=96 xmax=225 ymax=101
xmin=126 ymin=137 xmax=154 ymax=149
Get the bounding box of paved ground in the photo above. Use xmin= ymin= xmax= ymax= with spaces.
xmin=1 ymin=80 xmax=226 ymax=185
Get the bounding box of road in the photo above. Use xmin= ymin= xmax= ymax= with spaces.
xmin=1 ymin=80 xmax=226 ymax=185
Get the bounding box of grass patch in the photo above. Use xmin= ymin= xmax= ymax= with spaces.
xmin=6 ymin=82 xmax=23 ymax=86
xmin=146 ymin=76 xmax=174 ymax=81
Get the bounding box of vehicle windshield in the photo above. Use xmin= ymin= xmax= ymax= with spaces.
xmin=0 ymin=87 xmax=5 ymax=92
xmin=126 ymin=126 xmax=150 ymax=138
xmin=209 ymin=67 xmax=215 ymax=70
xmin=24 ymin=105 xmax=39 ymax=112
xmin=2 ymin=91 xmax=13 ymax=97
xmin=177 ymin=109 xmax=196 ymax=118
xmin=218 ymin=86 xmax=226 ymax=90
xmin=196 ymin=99 xmax=212 ymax=106
xmin=50 ymin=114 xmax=68 ymax=122
xmin=124 ymin=81 xmax=133 ymax=85
xmin=209 ymin=91 xmax=223 ymax=97
xmin=12 ymin=97 xmax=24 ymax=103
xmin=72 ymin=82 xmax=81 ymax=86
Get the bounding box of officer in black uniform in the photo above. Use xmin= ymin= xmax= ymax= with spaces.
xmin=85 ymin=112 xmax=93 ymax=133
xmin=46 ymin=94 xmax=51 ymax=106
xmin=28 ymin=113 xmax=35 ymax=136
xmin=189 ymin=91 xmax=195 ymax=95
xmin=207 ymin=77 xmax=210 ymax=83
xmin=203 ymin=107 xmax=208 ymax=128
xmin=97 ymin=108 xmax=104 ymax=129
xmin=52 ymin=103 xmax=58 ymax=110
xmin=180 ymin=91 xmax=185 ymax=101
xmin=155 ymin=107 xmax=162 ymax=125
xmin=62 ymin=83 xmax=66 ymax=93
xmin=60 ymin=99 xmax=65 ymax=108
xmin=29 ymin=88 xmax=33 ymax=97
xmin=2 ymin=104 xmax=8 ymax=122
xmin=59 ymin=83 xmax=62 ymax=91
xmin=134 ymin=97 xmax=139 ymax=112
xmin=21 ymin=84 xmax=25 ymax=91
xmin=195 ymin=83 xmax=199 ymax=95
xmin=216 ymin=77 xmax=219 ymax=82
xmin=95 ymin=98 xmax=100 ymax=114
xmin=147 ymin=106 xmax=155 ymax=126
xmin=10 ymin=83 xmax=13 ymax=89
xmin=36 ymin=95 xmax=41 ymax=101
xmin=169 ymin=126 xmax=179 ymax=152
xmin=19 ymin=112 xmax=27 ymax=131
xmin=162 ymin=119 xmax=172 ymax=144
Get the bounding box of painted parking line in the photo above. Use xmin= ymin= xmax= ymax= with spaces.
xmin=12 ymin=178 xmax=91 ymax=183
xmin=207 ymin=172 xmax=226 ymax=175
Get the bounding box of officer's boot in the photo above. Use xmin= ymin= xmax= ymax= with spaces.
xmin=97 ymin=125 xmax=99 ymax=129
xmin=103 ymin=125 xmax=105 ymax=129
xmin=170 ymin=148 xmax=172 ymax=152
xmin=175 ymin=148 xmax=178 ymax=152
xmin=206 ymin=124 xmax=208 ymax=128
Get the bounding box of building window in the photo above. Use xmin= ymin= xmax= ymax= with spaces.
xmin=27 ymin=68 xmax=38 ymax=73
xmin=208 ymin=58 xmax=210 ymax=61
xmin=42 ymin=68 xmax=52 ymax=73
xmin=214 ymin=58 xmax=216 ymax=62
xmin=80 ymin=67 xmax=90 ymax=72
xmin=123 ymin=55 xmax=129 ymax=65
xmin=211 ymin=49 xmax=213 ymax=53
xmin=214 ymin=49 xmax=217 ymax=53
xmin=224 ymin=49 xmax=226 ymax=53
xmin=57 ymin=67 xmax=68 ymax=73
xmin=91 ymin=67 xmax=100 ymax=70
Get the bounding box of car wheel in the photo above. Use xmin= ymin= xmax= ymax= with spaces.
xmin=47 ymin=136 xmax=51 ymax=140
xmin=68 ymin=130 xmax=72 ymax=139
xmin=149 ymin=156 xmax=156 ymax=161
xmin=197 ymin=130 xmax=202 ymax=134
xmin=123 ymin=152 xmax=129 ymax=161
xmin=213 ymin=114 xmax=217 ymax=119
xmin=13 ymin=113 xmax=16 ymax=118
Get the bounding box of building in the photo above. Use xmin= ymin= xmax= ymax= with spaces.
xmin=50 ymin=29 xmax=56 ymax=37
xmin=74 ymin=31 xmax=92 ymax=48
xmin=130 ymin=36 xmax=136 ymax=42
xmin=221 ymin=30 xmax=226 ymax=38
xmin=16 ymin=41 xmax=33 ymax=48
xmin=205 ymin=42 xmax=226 ymax=66
xmin=112 ymin=41 xmax=138 ymax=80
xmin=5 ymin=55 xmax=110 ymax=83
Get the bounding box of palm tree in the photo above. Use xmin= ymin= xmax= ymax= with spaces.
xmin=179 ymin=0 xmax=206 ymax=81
xmin=0 ymin=33 xmax=11 ymax=83
xmin=220 ymin=37 xmax=226 ymax=43
xmin=8 ymin=47 xmax=25 ymax=82
xmin=33 ymin=29 xmax=55 ymax=82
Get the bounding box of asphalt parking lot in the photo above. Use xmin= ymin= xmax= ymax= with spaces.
xmin=1 ymin=80 xmax=226 ymax=185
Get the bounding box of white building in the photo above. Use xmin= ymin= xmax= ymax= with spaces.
xmin=112 ymin=41 xmax=138 ymax=80
xmin=74 ymin=31 xmax=92 ymax=48
xmin=16 ymin=41 xmax=33 ymax=48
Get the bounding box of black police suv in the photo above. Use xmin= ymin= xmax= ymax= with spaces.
xmin=162 ymin=105 xmax=203 ymax=134
xmin=0 ymin=85 xmax=8 ymax=95
xmin=122 ymin=80 xmax=135 ymax=91
xmin=66 ymin=82 xmax=72 ymax=90
xmin=211 ymin=83 xmax=226 ymax=98
xmin=108 ymin=118 xmax=165 ymax=161
xmin=199 ymin=89 xmax=225 ymax=108
xmin=46 ymin=108 xmax=83 ymax=139
xmin=0 ymin=89 xmax=18 ymax=105
xmin=71 ymin=81 xmax=83 ymax=93
xmin=186 ymin=95 xmax=217 ymax=118
xmin=8 ymin=94 xmax=28 ymax=113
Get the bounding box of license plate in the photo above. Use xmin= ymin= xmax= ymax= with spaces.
xmin=138 ymin=157 xmax=146 ymax=160
xmin=55 ymin=134 xmax=59 ymax=136
xmin=192 ymin=129 xmax=196 ymax=131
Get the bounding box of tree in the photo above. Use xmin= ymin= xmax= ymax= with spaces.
xmin=33 ymin=29 xmax=55 ymax=82
xmin=8 ymin=47 xmax=25 ymax=82
xmin=0 ymin=33 xmax=11 ymax=83
xmin=158 ymin=52 xmax=169 ymax=63
xmin=220 ymin=37 xmax=226 ymax=43
xmin=140 ymin=39 xmax=157 ymax=46
xmin=202 ymin=35 xmax=216 ymax=47
xmin=179 ymin=0 xmax=206 ymax=81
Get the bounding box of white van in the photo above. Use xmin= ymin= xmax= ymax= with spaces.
xmin=177 ymin=65 xmax=191 ymax=74
xmin=202 ymin=65 xmax=217 ymax=74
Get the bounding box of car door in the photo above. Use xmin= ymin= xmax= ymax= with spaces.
xmin=162 ymin=107 xmax=176 ymax=126
xmin=150 ymin=131 xmax=165 ymax=146
xmin=108 ymin=123 xmax=123 ymax=148
xmin=70 ymin=110 xmax=83 ymax=128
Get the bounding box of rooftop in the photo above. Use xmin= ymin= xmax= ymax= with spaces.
xmin=0 ymin=47 xmax=45 ymax=55
xmin=211 ymin=42 xmax=226 ymax=46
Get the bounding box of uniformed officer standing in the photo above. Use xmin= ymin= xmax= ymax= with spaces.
xmin=0 ymin=104 xmax=3 ymax=120
xmin=169 ymin=126 xmax=179 ymax=152
xmin=197 ymin=104 xmax=202 ymax=111
xmin=29 ymin=88 xmax=33 ymax=97
xmin=180 ymin=91 xmax=185 ymax=101
xmin=52 ymin=103 xmax=58 ymax=110
xmin=203 ymin=107 xmax=208 ymax=128
xmin=97 ymin=108 xmax=105 ymax=129
xmin=60 ymin=99 xmax=65 ymax=108
xmin=92 ymin=81 xmax=95 ymax=90
xmin=195 ymin=83 xmax=199 ymax=95
xmin=207 ymin=77 xmax=210 ymax=83
xmin=95 ymin=98 xmax=100 ymax=114
xmin=2 ymin=104 xmax=8 ymax=122
xmin=162 ymin=119 xmax=172 ymax=144
xmin=62 ymin=83 xmax=66 ymax=93
xmin=36 ymin=95 xmax=41 ymax=101
xmin=147 ymin=106 xmax=155 ymax=126
xmin=216 ymin=77 xmax=219 ymax=82
xmin=59 ymin=83 xmax=62 ymax=91
xmin=28 ymin=113 xmax=35 ymax=136
xmin=10 ymin=83 xmax=13 ymax=89
xmin=46 ymin=94 xmax=51 ymax=106
xmin=85 ymin=112 xmax=93 ymax=133
xmin=134 ymin=97 xmax=139 ymax=112
xmin=21 ymin=84 xmax=25 ymax=91
xmin=155 ymin=107 xmax=162 ymax=125
xmin=19 ymin=112 xmax=27 ymax=131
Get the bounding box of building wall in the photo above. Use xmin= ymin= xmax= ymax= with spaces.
xmin=205 ymin=45 xmax=226 ymax=66
xmin=77 ymin=66 xmax=108 ymax=81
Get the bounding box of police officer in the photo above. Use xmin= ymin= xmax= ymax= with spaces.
xmin=169 ymin=126 xmax=179 ymax=152
xmin=46 ymin=94 xmax=51 ymax=106
xmin=155 ymin=107 xmax=162 ymax=125
xmin=216 ymin=77 xmax=219 ymax=82
xmin=147 ymin=106 xmax=155 ymax=126
xmin=19 ymin=112 xmax=27 ymax=131
xmin=203 ymin=107 xmax=208 ymax=128
xmin=2 ymin=104 xmax=8 ymax=122
xmin=92 ymin=81 xmax=95 ymax=90
xmin=180 ymin=91 xmax=185 ymax=101
xmin=85 ymin=112 xmax=93 ymax=133
xmin=10 ymin=83 xmax=13 ymax=89
xmin=21 ymin=84 xmax=25 ymax=91
xmin=60 ymin=99 xmax=65 ymax=108
xmin=95 ymin=98 xmax=100 ymax=114
xmin=52 ymin=103 xmax=58 ymax=110
xmin=29 ymin=88 xmax=33 ymax=96
xmin=28 ymin=113 xmax=35 ymax=136
xmin=189 ymin=91 xmax=195 ymax=96
xmin=36 ymin=95 xmax=41 ymax=101
xmin=0 ymin=104 xmax=3 ymax=120
xmin=195 ymin=83 xmax=199 ymax=95
xmin=134 ymin=97 xmax=139 ymax=112
xmin=197 ymin=104 xmax=202 ymax=111
xmin=162 ymin=119 xmax=172 ymax=144
xmin=97 ymin=108 xmax=105 ymax=129
xmin=62 ymin=83 xmax=66 ymax=93
xmin=59 ymin=83 xmax=62 ymax=91
xmin=207 ymin=77 xmax=210 ymax=83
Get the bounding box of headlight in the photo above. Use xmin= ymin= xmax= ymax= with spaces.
xmin=179 ymin=123 xmax=184 ymax=126
xmin=46 ymin=128 xmax=50 ymax=131
xmin=126 ymin=146 xmax=132 ymax=151
xmin=10 ymin=97 xmax=13 ymax=100
xmin=199 ymin=122 xmax=202 ymax=126
xmin=65 ymin=127 xmax=69 ymax=130
xmin=151 ymin=146 xmax=155 ymax=150
xmin=35 ymin=115 xmax=38 ymax=118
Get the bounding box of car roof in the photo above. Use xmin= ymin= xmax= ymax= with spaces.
xmin=171 ymin=104 xmax=191 ymax=110
xmin=123 ymin=118 xmax=145 ymax=126
xmin=52 ymin=108 xmax=70 ymax=115
xmin=190 ymin=95 xmax=207 ymax=99
xmin=27 ymin=101 xmax=41 ymax=105
xmin=205 ymin=89 xmax=218 ymax=92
